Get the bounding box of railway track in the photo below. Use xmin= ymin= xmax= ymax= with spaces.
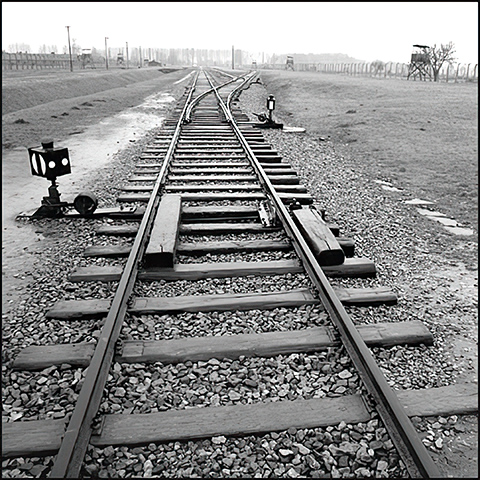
xmin=3 ymin=68 xmax=476 ymax=478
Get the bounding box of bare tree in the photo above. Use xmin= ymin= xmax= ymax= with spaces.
xmin=429 ymin=42 xmax=456 ymax=81
xmin=8 ymin=43 xmax=31 ymax=53
xmin=71 ymin=38 xmax=81 ymax=56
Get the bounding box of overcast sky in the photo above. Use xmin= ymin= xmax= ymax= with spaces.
xmin=2 ymin=2 xmax=478 ymax=63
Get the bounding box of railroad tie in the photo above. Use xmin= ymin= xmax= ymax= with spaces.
xmin=2 ymin=384 xmax=477 ymax=458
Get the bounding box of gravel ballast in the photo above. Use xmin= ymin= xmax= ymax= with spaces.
xmin=2 ymin=73 xmax=477 ymax=478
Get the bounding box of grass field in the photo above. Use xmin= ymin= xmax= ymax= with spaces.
xmin=1 ymin=67 xmax=190 ymax=152
xmin=2 ymin=67 xmax=186 ymax=114
xmin=259 ymin=71 xmax=478 ymax=229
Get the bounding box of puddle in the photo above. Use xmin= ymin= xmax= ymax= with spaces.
xmin=283 ymin=126 xmax=306 ymax=133
xmin=3 ymin=95 xmax=171 ymax=223
xmin=417 ymin=208 xmax=446 ymax=217
xmin=445 ymin=226 xmax=475 ymax=235
xmin=2 ymin=89 xmax=174 ymax=297
xmin=174 ymin=71 xmax=195 ymax=85
xmin=416 ymin=208 xmax=474 ymax=236
xmin=405 ymin=198 xmax=436 ymax=205
xmin=139 ymin=92 xmax=175 ymax=110
xmin=381 ymin=185 xmax=403 ymax=192
xmin=374 ymin=179 xmax=403 ymax=192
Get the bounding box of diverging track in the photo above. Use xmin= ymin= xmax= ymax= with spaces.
xmin=4 ymin=68 xmax=476 ymax=478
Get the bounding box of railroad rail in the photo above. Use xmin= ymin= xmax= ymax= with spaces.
xmin=4 ymin=67 xmax=475 ymax=478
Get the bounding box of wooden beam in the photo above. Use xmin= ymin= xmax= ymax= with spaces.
xmin=115 ymin=322 xmax=433 ymax=364
xmin=2 ymin=419 xmax=66 ymax=458
xmin=337 ymin=237 xmax=355 ymax=257
xmin=166 ymin=185 xmax=263 ymax=192
xmin=268 ymin=175 xmax=300 ymax=185
xmin=96 ymin=224 xmax=139 ymax=236
xmin=83 ymin=240 xmax=293 ymax=258
xmin=3 ymin=384 xmax=476 ymax=457
xmin=182 ymin=205 xmax=258 ymax=219
xmin=138 ymin=260 xmax=304 ymax=281
xmin=168 ymin=175 xmax=257 ymax=182
xmin=128 ymin=175 xmax=157 ymax=182
xmin=334 ymin=287 xmax=397 ymax=306
xmin=68 ymin=258 xmax=374 ymax=282
xmin=13 ymin=343 xmax=96 ymax=370
xmin=91 ymin=396 xmax=370 ymax=446
xmin=91 ymin=384 xmax=478 ymax=447
xmin=144 ymin=194 xmax=182 ymax=268
xmin=263 ymin=168 xmax=297 ymax=176
xmin=46 ymin=284 xmax=396 ymax=321
xmin=293 ymin=207 xmax=345 ymax=266
xmin=12 ymin=321 xmax=433 ymax=370
xmin=322 ymin=258 xmax=376 ymax=278
xmin=45 ymin=289 xmax=318 ymax=320
xmin=180 ymin=223 xmax=280 ymax=235
xmin=83 ymin=245 xmax=132 ymax=257
xmin=177 ymin=240 xmax=293 ymax=254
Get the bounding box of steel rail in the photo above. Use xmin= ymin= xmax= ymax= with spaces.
xmin=205 ymin=68 xmax=441 ymax=478
xmin=184 ymin=72 xmax=248 ymax=123
xmin=49 ymin=71 xmax=200 ymax=478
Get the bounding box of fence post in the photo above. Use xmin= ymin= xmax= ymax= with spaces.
xmin=454 ymin=63 xmax=460 ymax=83
xmin=466 ymin=63 xmax=470 ymax=81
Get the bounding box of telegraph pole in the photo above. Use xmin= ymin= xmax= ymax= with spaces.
xmin=66 ymin=26 xmax=73 ymax=72
xmin=105 ymin=37 xmax=109 ymax=70
xmin=126 ymin=42 xmax=129 ymax=69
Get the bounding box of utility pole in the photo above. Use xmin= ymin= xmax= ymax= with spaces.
xmin=66 ymin=26 xmax=73 ymax=72
xmin=126 ymin=42 xmax=129 ymax=69
xmin=139 ymin=46 xmax=142 ymax=67
xmin=232 ymin=45 xmax=234 ymax=70
xmin=105 ymin=37 xmax=108 ymax=70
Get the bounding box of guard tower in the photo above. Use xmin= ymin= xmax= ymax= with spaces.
xmin=79 ymin=49 xmax=95 ymax=69
xmin=407 ymin=44 xmax=431 ymax=80
xmin=285 ymin=55 xmax=294 ymax=70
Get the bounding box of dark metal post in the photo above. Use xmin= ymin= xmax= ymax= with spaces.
xmin=66 ymin=26 xmax=73 ymax=72
xmin=105 ymin=37 xmax=108 ymax=70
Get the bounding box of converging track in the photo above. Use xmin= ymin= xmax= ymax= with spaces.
xmin=5 ymin=67 xmax=474 ymax=478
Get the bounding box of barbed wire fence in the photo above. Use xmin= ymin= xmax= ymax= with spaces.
xmin=254 ymin=61 xmax=478 ymax=83
xmin=3 ymin=52 xmax=477 ymax=83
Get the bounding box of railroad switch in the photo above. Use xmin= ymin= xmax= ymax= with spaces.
xmin=258 ymin=199 xmax=277 ymax=227
xmin=287 ymin=198 xmax=303 ymax=211
xmin=253 ymin=94 xmax=283 ymax=129
xmin=20 ymin=140 xmax=134 ymax=219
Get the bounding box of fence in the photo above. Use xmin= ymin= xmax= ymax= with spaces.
xmin=252 ymin=62 xmax=478 ymax=83
xmin=2 ymin=52 xmax=105 ymax=70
